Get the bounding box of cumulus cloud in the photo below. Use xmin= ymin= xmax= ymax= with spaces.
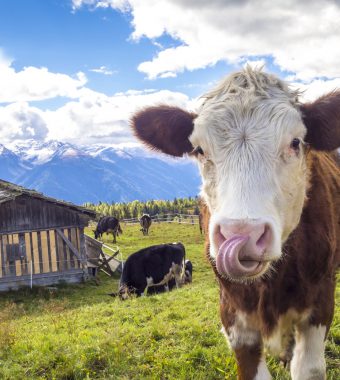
xmin=0 ymin=88 xmax=191 ymax=145
xmin=73 ymin=0 xmax=340 ymax=81
xmin=0 ymin=51 xmax=87 ymax=103
xmin=0 ymin=102 xmax=48 ymax=143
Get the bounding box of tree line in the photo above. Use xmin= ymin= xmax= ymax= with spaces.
xmin=84 ymin=197 xmax=201 ymax=220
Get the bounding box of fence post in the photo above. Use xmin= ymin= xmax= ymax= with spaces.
xmin=30 ymin=260 xmax=33 ymax=289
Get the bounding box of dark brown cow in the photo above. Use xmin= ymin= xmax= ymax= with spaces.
xmin=140 ymin=213 xmax=152 ymax=235
xmin=131 ymin=68 xmax=340 ymax=380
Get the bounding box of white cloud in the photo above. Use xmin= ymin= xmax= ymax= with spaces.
xmin=0 ymin=51 xmax=87 ymax=103
xmin=89 ymin=66 xmax=117 ymax=75
xmin=72 ymin=0 xmax=129 ymax=11
xmin=0 ymin=102 xmax=48 ymax=143
xmin=73 ymin=0 xmax=340 ymax=81
xmin=0 ymin=88 xmax=191 ymax=145
xmin=292 ymin=78 xmax=340 ymax=102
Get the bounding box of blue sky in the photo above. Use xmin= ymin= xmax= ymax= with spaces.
xmin=1 ymin=0 xmax=340 ymax=146
xmin=0 ymin=0 xmax=225 ymax=99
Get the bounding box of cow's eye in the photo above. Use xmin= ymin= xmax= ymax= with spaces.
xmin=290 ymin=138 xmax=300 ymax=151
xmin=191 ymin=146 xmax=204 ymax=156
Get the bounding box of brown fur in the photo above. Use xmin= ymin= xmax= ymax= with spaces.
xmin=301 ymin=91 xmax=340 ymax=151
xmin=131 ymin=105 xmax=195 ymax=157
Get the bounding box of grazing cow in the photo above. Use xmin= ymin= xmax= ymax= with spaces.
xmin=131 ymin=67 xmax=340 ymax=380
xmin=94 ymin=216 xmax=122 ymax=243
xmin=140 ymin=213 xmax=152 ymax=235
xmin=117 ymin=242 xmax=186 ymax=299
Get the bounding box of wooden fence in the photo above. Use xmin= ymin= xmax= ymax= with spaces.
xmin=122 ymin=214 xmax=200 ymax=225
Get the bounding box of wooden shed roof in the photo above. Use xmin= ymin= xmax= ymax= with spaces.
xmin=0 ymin=179 xmax=96 ymax=218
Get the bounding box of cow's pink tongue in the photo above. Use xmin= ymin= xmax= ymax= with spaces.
xmin=216 ymin=235 xmax=261 ymax=278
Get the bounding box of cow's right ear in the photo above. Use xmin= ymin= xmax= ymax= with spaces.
xmin=300 ymin=91 xmax=340 ymax=151
xmin=131 ymin=105 xmax=196 ymax=157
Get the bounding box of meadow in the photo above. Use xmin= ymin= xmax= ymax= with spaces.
xmin=0 ymin=222 xmax=339 ymax=379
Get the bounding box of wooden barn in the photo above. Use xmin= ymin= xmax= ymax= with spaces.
xmin=0 ymin=180 xmax=96 ymax=291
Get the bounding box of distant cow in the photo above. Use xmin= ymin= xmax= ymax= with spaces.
xmin=94 ymin=216 xmax=122 ymax=243
xmin=140 ymin=214 xmax=152 ymax=235
xmin=117 ymin=242 xmax=186 ymax=299
xmin=132 ymin=67 xmax=340 ymax=379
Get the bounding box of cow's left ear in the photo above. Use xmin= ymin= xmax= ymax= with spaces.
xmin=131 ymin=105 xmax=196 ymax=157
xmin=300 ymin=91 xmax=340 ymax=151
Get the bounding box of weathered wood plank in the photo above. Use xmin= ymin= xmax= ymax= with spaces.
xmin=0 ymin=235 xmax=2 ymax=278
xmin=13 ymin=234 xmax=22 ymax=277
xmin=64 ymin=229 xmax=71 ymax=269
xmin=56 ymin=231 xmax=66 ymax=271
xmin=32 ymin=232 xmax=40 ymax=274
xmin=25 ymin=232 xmax=32 ymax=276
xmin=49 ymin=230 xmax=58 ymax=272
xmin=79 ymin=227 xmax=86 ymax=262
xmin=0 ymin=196 xmax=93 ymax=233
xmin=2 ymin=235 xmax=8 ymax=277
xmin=0 ymin=269 xmax=85 ymax=292
xmin=37 ymin=231 xmax=44 ymax=274
xmin=40 ymin=231 xmax=50 ymax=273
xmin=7 ymin=234 xmax=16 ymax=276
xmin=19 ymin=233 xmax=27 ymax=276
xmin=70 ymin=228 xmax=79 ymax=269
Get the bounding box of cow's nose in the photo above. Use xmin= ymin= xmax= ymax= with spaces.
xmin=214 ymin=221 xmax=273 ymax=278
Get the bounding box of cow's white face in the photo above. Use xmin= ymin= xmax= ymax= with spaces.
xmin=189 ymin=73 xmax=308 ymax=280
xmin=132 ymin=68 xmax=340 ymax=282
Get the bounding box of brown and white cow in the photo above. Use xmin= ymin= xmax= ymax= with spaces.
xmin=131 ymin=68 xmax=340 ymax=380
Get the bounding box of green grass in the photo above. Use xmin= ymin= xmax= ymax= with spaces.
xmin=0 ymin=223 xmax=339 ymax=379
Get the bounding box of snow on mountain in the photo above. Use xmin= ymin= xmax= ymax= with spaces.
xmin=0 ymin=140 xmax=201 ymax=204
xmin=0 ymin=144 xmax=29 ymax=179
xmin=8 ymin=140 xmax=64 ymax=164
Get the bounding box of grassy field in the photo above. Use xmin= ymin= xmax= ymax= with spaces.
xmin=0 ymin=222 xmax=339 ymax=380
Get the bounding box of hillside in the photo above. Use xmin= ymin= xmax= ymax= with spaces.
xmin=0 ymin=223 xmax=339 ymax=379
xmin=0 ymin=140 xmax=201 ymax=204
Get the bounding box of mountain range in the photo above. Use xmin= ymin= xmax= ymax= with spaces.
xmin=0 ymin=140 xmax=201 ymax=205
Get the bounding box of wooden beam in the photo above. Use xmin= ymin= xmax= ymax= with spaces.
xmin=102 ymin=244 xmax=120 ymax=258
xmin=56 ymin=229 xmax=86 ymax=265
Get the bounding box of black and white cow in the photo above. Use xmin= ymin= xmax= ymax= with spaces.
xmin=94 ymin=216 xmax=122 ymax=243
xmin=140 ymin=214 xmax=152 ymax=235
xmin=117 ymin=242 xmax=186 ymax=299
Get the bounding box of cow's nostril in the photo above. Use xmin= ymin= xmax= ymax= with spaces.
xmin=256 ymin=224 xmax=271 ymax=250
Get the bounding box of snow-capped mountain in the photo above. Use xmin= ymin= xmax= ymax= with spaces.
xmin=0 ymin=141 xmax=201 ymax=204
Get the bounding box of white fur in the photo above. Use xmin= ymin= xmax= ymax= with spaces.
xmin=290 ymin=324 xmax=326 ymax=380
xmin=254 ymin=357 xmax=271 ymax=380
xmin=189 ymin=68 xmax=309 ymax=265
xmin=222 ymin=311 xmax=260 ymax=350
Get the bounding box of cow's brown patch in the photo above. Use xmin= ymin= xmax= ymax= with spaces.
xmin=233 ymin=344 xmax=262 ymax=380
